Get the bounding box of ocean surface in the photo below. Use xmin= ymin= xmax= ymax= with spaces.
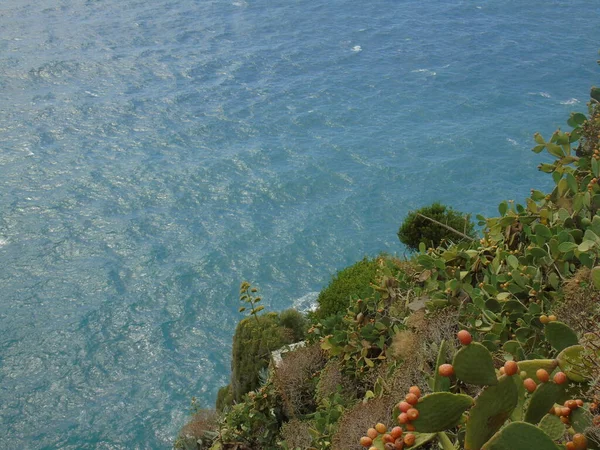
xmin=1 ymin=0 xmax=599 ymax=448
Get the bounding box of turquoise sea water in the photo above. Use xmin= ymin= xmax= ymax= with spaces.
xmin=1 ymin=0 xmax=599 ymax=448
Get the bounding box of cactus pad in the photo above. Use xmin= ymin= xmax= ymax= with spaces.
xmin=481 ymin=421 xmax=561 ymax=450
xmin=433 ymin=339 xmax=451 ymax=392
xmin=516 ymin=359 xmax=558 ymax=380
xmin=411 ymin=392 xmax=474 ymax=433
xmin=524 ymin=381 xmax=564 ymax=424
xmin=571 ymin=407 xmax=593 ymax=434
xmin=557 ymin=345 xmax=587 ymax=382
xmin=538 ymin=413 xmax=565 ymax=440
xmin=544 ymin=321 xmax=579 ymax=352
xmin=452 ymin=342 xmax=498 ymax=386
xmin=464 ymin=375 xmax=518 ymax=450
xmin=411 ymin=432 xmax=437 ymax=449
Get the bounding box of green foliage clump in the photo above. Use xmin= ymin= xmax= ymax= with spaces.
xmin=397 ymin=202 xmax=476 ymax=251
xmin=315 ymin=256 xmax=380 ymax=319
xmin=215 ymin=384 xmax=232 ymax=413
xmin=278 ymin=308 xmax=308 ymax=342
xmin=231 ymin=312 xmax=293 ymax=402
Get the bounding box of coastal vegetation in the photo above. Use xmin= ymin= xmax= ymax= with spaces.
xmin=175 ymin=86 xmax=600 ymax=450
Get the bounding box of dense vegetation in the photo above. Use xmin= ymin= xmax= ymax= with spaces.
xmin=174 ymin=86 xmax=600 ymax=450
xmin=397 ymin=203 xmax=476 ymax=252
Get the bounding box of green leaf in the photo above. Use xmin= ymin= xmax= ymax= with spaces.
xmin=453 ymin=343 xmax=498 ymax=386
xmin=558 ymin=242 xmax=578 ymax=253
xmin=593 ymin=157 xmax=600 ymax=177
xmin=534 ymin=133 xmax=545 ymax=145
xmin=546 ymin=143 xmax=564 ymax=158
xmin=498 ymin=201 xmax=508 ymax=216
xmin=524 ymin=382 xmax=564 ymax=424
xmin=411 ymin=392 xmax=474 ymax=432
xmin=566 ymin=173 xmax=578 ymax=194
xmin=482 ymin=421 xmax=562 ymax=450
xmin=464 ymin=375 xmax=518 ymax=450
xmin=568 ymin=112 xmax=587 ymax=127
xmin=591 ymin=266 xmax=600 ymax=290
xmin=539 ymin=414 xmax=566 ymax=440
xmin=544 ymin=321 xmax=579 ymax=352
xmin=507 ymin=255 xmax=519 ymax=269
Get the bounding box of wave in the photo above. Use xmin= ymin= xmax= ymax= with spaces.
xmin=292 ymin=292 xmax=319 ymax=313
xmin=560 ymin=98 xmax=579 ymax=105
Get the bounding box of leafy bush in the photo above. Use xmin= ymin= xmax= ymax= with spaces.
xmin=315 ymin=257 xmax=380 ymax=319
xmin=231 ymin=312 xmax=294 ymax=402
xmin=278 ymin=308 xmax=308 ymax=342
xmin=397 ymin=202 xmax=476 ymax=251
xmin=215 ymin=384 xmax=233 ymax=413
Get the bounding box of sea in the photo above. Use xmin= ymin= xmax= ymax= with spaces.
xmin=1 ymin=0 xmax=599 ymax=448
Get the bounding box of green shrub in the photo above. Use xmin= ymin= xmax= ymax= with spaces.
xmin=397 ymin=202 xmax=476 ymax=251
xmin=315 ymin=257 xmax=380 ymax=319
xmin=215 ymin=384 xmax=233 ymax=413
xmin=231 ymin=312 xmax=294 ymax=402
xmin=278 ymin=308 xmax=308 ymax=342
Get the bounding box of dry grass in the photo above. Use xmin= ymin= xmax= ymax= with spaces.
xmin=178 ymin=409 xmax=217 ymax=447
xmin=275 ymin=342 xmax=326 ymax=417
xmin=280 ymin=418 xmax=314 ymax=449
xmin=331 ymin=397 xmax=396 ymax=450
xmin=315 ymin=359 xmax=356 ymax=406
xmin=556 ymin=268 xmax=600 ymax=335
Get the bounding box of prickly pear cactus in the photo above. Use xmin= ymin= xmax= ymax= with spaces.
xmin=544 ymin=321 xmax=578 ymax=352
xmin=538 ymin=413 xmax=564 ymax=440
xmin=464 ymin=375 xmax=518 ymax=450
xmin=557 ymin=345 xmax=587 ymax=382
xmin=516 ymin=359 xmax=558 ymax=380
xmin=433 ymin=339 xmax=451 ymax=392
xmin=571 ymin=407 xmax=593 ymax=434
xmin=481 ymin=421 xmax=562 ymax=450
xmin=524 ymin=381 xmax=564 ymax=424
xmin=411 ymin=392 xmax=474 ymax=433
xmin=452 ymin=342 xmax=497 ymax=386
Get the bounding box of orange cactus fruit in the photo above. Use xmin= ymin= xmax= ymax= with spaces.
xmin=404 ymin=433 xmax=416 ymax=446
xmin=576 ymin=399 xmax=584 ymax=407
xmin=539 ymin=314 xmax=549 ymax=324
xmin=375 ymin=423 xmax=387 ymax=434
xmin=367 ymin=428 xmax=378 ymax=439
xmin=536 ymin=368 xmax=550 ymax=383
xmin=397 ymin=413 xmax=409 ymax=424
xmin=406 ymin=408 xmax=419 ymax=421
xmin=572 ymin=433 xmax=587 ymax=450
xmin=390 ymin=426 xmax=403 ymax=440
xmin=408 ymin=386 xmax=421 ymax=398
xmin=360 ymin=436 xmax=373 ymax=447
xmin=438 ymin=364 xmax=454 ymax=377
xmin=405 ymin=393 xmax=419 ymax=405
xmin=457 ymin=330 xmax=472 ymax=345
xmin=383 ymin=433 xmax=394 ymax=443
xmin=548 ymin=314 xmax=557 ymax=322
xmin=553 ymin=371 xmax=567 ymax=385
xmin=566 ymin=400 xmax=578 ymax=410
xmin=398 ymin=401 xmax=411 ymax=413
xmin=405 ymin=424 xmax=416 ymax=432
xmin=523 ymin=378 xmax=537 ymax=393
xmin=394 ymin=437 xmax=405 ymax=449
xmin=504 ymin=360 xmax=518 ymax=376
xmin=566 ymin=442 xmax=576 ymax=450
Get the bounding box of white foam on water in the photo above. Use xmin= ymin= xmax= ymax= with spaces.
xmin=506 ymin=138 xmax=518 ymax=146
xmin=412 ymin=68 xmax=437 ymax=76
xmin=351 ymin=45 xmax=362 ymax=52
xmin=560 ymin=98 xmax=579 ymax=105
xmin=292 ymin=292 xmax=319 ymax=313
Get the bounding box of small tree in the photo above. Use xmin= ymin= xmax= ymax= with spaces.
xmin=398 ymin=202 xmax=476 ymax=251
